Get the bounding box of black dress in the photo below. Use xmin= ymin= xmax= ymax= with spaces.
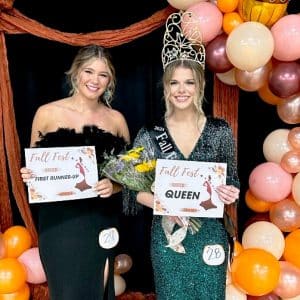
xmin=33 ymin=126 xmax=127 ymax=300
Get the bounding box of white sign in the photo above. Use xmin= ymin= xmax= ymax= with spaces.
xmin=153 ymin=159 xmax=226 ymax=218
xmin=25 ymin=146 xmax=98 ymax=203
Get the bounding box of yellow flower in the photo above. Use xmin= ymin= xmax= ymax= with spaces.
xmin=120 ymin=146 xmax=144 ymax=161
xmin=135 ymin=160 xmax=156 ymax=173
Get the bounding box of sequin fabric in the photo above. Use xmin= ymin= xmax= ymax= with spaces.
xmin=132 ymin=117 xmax=240 ymax=300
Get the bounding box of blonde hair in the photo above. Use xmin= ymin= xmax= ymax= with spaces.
xmin=163 ymin=60 xmax=205 ymax=120
xmin=65 ymin=45 xmax=116 ymax=106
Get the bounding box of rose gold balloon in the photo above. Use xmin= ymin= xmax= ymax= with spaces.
xmin=235 ymin=61 xmax=272 ymax=92
xmin=288 ymin=127 xmax=300 ymax=150
xmin=292 ymin=172 xmax=300 ymax=206
xmin=269 ymin=198 xmax=300 ymax=232
xmin=280 ymin=150 xmax=300 ymax=174
xmin=114 ymin=254 xmax=133 ymax=275
xmin=273 ymin=261 xmax=300 ymax=299
xmin=277 ymin=94 xmax=300 ymax=124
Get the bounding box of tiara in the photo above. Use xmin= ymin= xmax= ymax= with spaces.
xmin=161 ymin=11 xmax=206 ymax=70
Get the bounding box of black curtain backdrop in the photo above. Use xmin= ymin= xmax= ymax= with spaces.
xmin=7 ymin=0 xmax=298 ymax=293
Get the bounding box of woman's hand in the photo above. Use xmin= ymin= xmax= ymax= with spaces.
xmin=216 ymin=185 xmax=239 ymax=205
xmin=94 ymin=178 xmax=114 ymax=198
xmin=20 ymin=167 xmax=34 ymax=183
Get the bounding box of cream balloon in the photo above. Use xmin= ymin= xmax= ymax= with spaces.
xmin=242 ymin=221 xmax=285 ymax=259
xmin=225 ymin=283 xmax=247 ymax=300
xmin=167 ymin=0 xmax=207 ymax=10
xmin=226 ymin=21 xmax=274 ymax=71
xmin=263 ymin=129 xmax=292 ymax=163
xmin=114 ymin=274 xmax=126 ymax=296
xmin=216 ymin=68 xmax=237 ymax=86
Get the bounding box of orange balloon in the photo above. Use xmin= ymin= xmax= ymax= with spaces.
xmin=3 ymin=226 xmax=32 ymax=258
xmin=0 ymin=234 xmax=6 ymax=259
xmin=258 ymin=83 xmax=285 ymax=105
xmin=217 ymin=0 xmax=239 ymax=13
xmin=222 ymin=12 xmax=244 ymax=35
xmin=245 ymin=189 xmax=273 ymax=213
xmin=231 ymin=248 xmax=280 ymax=296
xmin=233 ymin=240 xmax=243 ymax=257
xmin=0 ymin=258 xmax=27 ymax=294
xmin=0 ymin=284 xmax=30 ymax=300
xmin=283 ymin=229 xmax=300 ymax=269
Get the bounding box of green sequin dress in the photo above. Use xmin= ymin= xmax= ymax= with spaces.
xmin=132 ymin=117 xmax=240 ymax=300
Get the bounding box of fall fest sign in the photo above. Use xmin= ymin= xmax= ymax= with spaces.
xmin=153 ymin=159 xmax=227 ymax=218
xmin=24 ymin=146 xmax=98 ymax=203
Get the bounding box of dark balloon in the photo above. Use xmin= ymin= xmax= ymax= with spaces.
xmin=247 ymin=292 xmax=280 ymax=300
xmin=268 ymin=61 xmax=300 ymax=98
xmin=205 ymin=33 xmax=233 ymax=73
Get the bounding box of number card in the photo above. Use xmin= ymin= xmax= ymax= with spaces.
xmin=25 ymin=146 xmax=98 ymax=203
xmin=153 ymin=159 xmax=227 ymax=218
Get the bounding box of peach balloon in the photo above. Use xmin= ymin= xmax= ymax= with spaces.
xmin=271 ymin=14 xmax=300 ymax=62
xmin=292 ymin=172 xmax=300 ymax=206
xmin=280 ymin=150 xmax=300 ymax=174
xmin=242 ymin=221 xmax=285 ymax=259
xmin=216 ymin=68 xmax=237 ymax=85
xmin=274 ymin=261 xmax=300 ymax=299
xmin=185 ymin=2 xmax=223 ymax=43
xmin=225 ymin=283 xmax=247 ymax=300
xmin=17 ymin=247 xmax=46 ymax=284
xmin=277 ymin=94 xmax=300 ymax=125
xmin=231 ymin=248 xmax=280 ymax=296
xmin=269 ymin=198 xmax=300 ymax=232
xmin=167 ymin=0 xmax=207 ymax=10
xmin=235 ymin=61 xmax=272 ymax=92
xmin=226 ymin=21 xmax=274 ymax=71
xmin=283 ymin=229 xmax=300 ymax=269
xmin=249 ymin=162 xmax=293 ymax=202
xmin=263 ymin=129 xmax=292 ymax=163
xmin=288 ymin=127 xmax=300 ymax=150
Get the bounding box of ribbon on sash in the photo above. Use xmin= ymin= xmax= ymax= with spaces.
xmin=151 ymin=124 xmax=198 ymax=253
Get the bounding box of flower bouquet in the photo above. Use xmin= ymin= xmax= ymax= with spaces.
xmin=101 ymin=146 xmax=201 ymax=238
xmin=101 ymin=146 xmax=156 ymax=193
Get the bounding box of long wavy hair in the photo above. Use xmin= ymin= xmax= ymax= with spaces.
xmin=65 ymin=45 xmax=116 ymax=106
